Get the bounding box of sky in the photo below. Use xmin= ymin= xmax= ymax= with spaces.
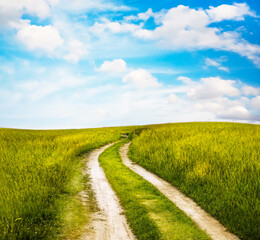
xmin=0 ymin=0 xmax=259 ymax=129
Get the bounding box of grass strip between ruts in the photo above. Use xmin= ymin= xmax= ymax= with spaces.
xmin=99 ymin=140 xmax=210 ymax=240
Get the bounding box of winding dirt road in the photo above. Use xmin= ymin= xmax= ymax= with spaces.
xmin=120 ymin=142 xmax=239 ymax=240
xmin=84 ymin=143 xmax=135 ymax=240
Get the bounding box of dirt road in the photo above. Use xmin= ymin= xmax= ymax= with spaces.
xmin=84 ymin=143 xmax=135 ymax=240
xmin=120 ymin=142 xmax=239 ymax=240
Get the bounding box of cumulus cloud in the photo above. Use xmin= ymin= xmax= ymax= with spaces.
xmin=206 ymin=3 xmax=255 ymax=22
xmin=1 ymin=2 xmax=259 ymax=127
xmin=167 ymin=93 xmax=178 ymax=103
xmin=188 ymin=77 xmax=240 ymax=99
xmin=90 ymin=19 xmax=142 ymax=35
xmin=177 ymin=76 xmax=193 ymax=85
xmin=1 ymin=0 xmax=129 ymax=60
xmin=0 ymin=0 xmax=131 ymax=28
xmin=122 ymin=69 xmax=161 ymax=89
xmin=250 ymin=96 xmax=260 ymax=110
xmin=98 ymin=59 xmax=127 ymax=74
xmin=123 ymin=8 xmax=165 ymax=24
xmin=218 ymin=106 xmax=251 ymax=120
xmin=195 ymin=97 xmax=252 ymax=120
xmin=13 ymin=19 xmax=89 ymax=61
xmin=92 ymin=3 xmax=260 ymax=67
xmin=144 ymin=5 xmax=260 ymax=66
xmin=242 ymin=85 xmax=259 ymax=96
xmin=124 ymin=8 xmax=154 ymax=21
xmin=63 ymin=39 xmax=88 ymax=63
xmin=0 ymin=0 xmax=51 ymax=27
xmin=184 ymin=76 xmax=260 ymax=121
xmin=2 ymin=60 xmax=260 ymax=127
xmin=17 ymin=24 xmax=64 ymax=54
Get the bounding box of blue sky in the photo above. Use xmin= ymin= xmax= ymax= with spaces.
xmin=0 ymin=0 xmax=259 ymax=129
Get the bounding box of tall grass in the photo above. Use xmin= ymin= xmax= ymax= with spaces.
xmin=0 ymin=127 xmax=135 ymax=239
xmin=130 ymin=122 xmax=260 ymax=240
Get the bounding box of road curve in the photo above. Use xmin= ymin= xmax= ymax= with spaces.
xmin=120 ymin=142 xmax=239 ymax=240
xmin=84 ymin=143 xmax=135 ymax=240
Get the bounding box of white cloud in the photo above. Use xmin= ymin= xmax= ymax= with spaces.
xmin=148 ymin=68 xmax=179 ymax=75
xmin=205 ymin=58 xmax=220 ymax=67
xmin=98 ymin=108 xmax=109 ymax=118
xmin=90 ymin=19 xmax=141 ymax=35
xmin=242 ymin=85 xmax=259 ymax=96
xmin=147 ymin=5 xmax=260 ymax=66
xmin=195 ymin=97 xmax=252 ymax=120
xmin=205 ymin=58 xmax=229 ymax=72
xmin=17 ymin=24 xmax=64 ymax=54
xmin=218 ymin=105 xmax=251 ymax=120
xmin=55 ymin=0 xmax=133 ymax=13
xmin=122 ymin=69 xmax=161 ymax=89
xmin=218 ymin=66 xmax=229 ymax=72
xmin=0 ymin=64 xmax=15 ymax=75
xmin=98 ymin=59 xmax=127 ymax=74
xmin=2 ymin=61 xmax=260 ymax=128
xmin=18 ymin=69 xmax=87 ymax=100
xmin=177 ymin=76 xmax=193 ymax=85
xmin=93 ymin=4 xmax=260 ymax=67
xmin=134 ymin=8 xmax=154 ymax=21
xmin=0 ymin=0 xmax=51 ymax=27
xmin=0 ymin=0 xmax=132 ymax=28
xmin=206 ymin=3 xmax=255 ymax=22
xmin=186 ymin=77 xmax=260 ymax=121
xmin=63 ymin=39 xmax=88 ymax=63
xmin=250 ymin=96 xmax=260 ymax=110
xmin=195 ymin=100 xmax=223 ymax=112
xmin=167 ymin=93 xmax=178 ymax=103
xmin=124 ymin=8 xmax=154 ymax=22
xmin=1 ymin=0 xmax=131 ymax=61
xmin=188 ymin=77 xmax=240 ymax=99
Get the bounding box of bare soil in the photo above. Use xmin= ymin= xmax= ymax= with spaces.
xmin=82 ymin=143 xmax=135 ymax=240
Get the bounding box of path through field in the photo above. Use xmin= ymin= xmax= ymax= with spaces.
xmin=83 ymin=143 xmax=135 ymax=240
xmin=120 ymin=142 xmax=239 ymax=240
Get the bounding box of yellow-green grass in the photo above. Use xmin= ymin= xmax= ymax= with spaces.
xmin=129 ymin=122 xmax=260 ymax=240
xmin=0 ymin=127 xmax=137 ymax=239
xmin=99 ymin=140 xmax=210 ymax=240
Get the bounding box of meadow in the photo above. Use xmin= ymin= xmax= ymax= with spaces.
xmin=0 ymin=126 xmax=136 ymax=239
xmin=129 ymin=122 xmax=260 ymax=240
xmin=1 ymin=122 xmax=259 ymax=240
xmin=99 ymin=140 xmax=210 ymax=240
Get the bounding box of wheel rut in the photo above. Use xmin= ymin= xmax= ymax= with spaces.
xmin=120 ymin=142 xmax=239 ymax=240
xmin=83 ymin=143 xmax=135 ymax=240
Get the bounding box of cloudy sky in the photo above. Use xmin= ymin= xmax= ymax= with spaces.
xmin=0 ymin=0 xmax=259 ymax=129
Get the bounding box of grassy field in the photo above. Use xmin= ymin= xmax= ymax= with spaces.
xmin=0 ymin=127 xmax=136 ymax=239
xmin=129 ymin=122 xmax=260 ymax=240
xmin=1 ymin=122 xmax=259 ymax=240
xmin=99 ymin=140 xmax=210 ymax=240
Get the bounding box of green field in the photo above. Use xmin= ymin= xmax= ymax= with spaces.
xmin=99 ymin=140 xmax=210 ymax=240
xmin=0 ymin=122 xmax=259 ymax=239
xmin=0 ymin=127 xmax=136 ymax=239
xmin=130 ymin=122 xmax=260 ymax=240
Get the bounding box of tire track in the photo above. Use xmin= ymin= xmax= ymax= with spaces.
xmin=120 ymin=142 xmax=239 ymax=240
xmin=83 ymin=143 xmax=135 ymax=240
